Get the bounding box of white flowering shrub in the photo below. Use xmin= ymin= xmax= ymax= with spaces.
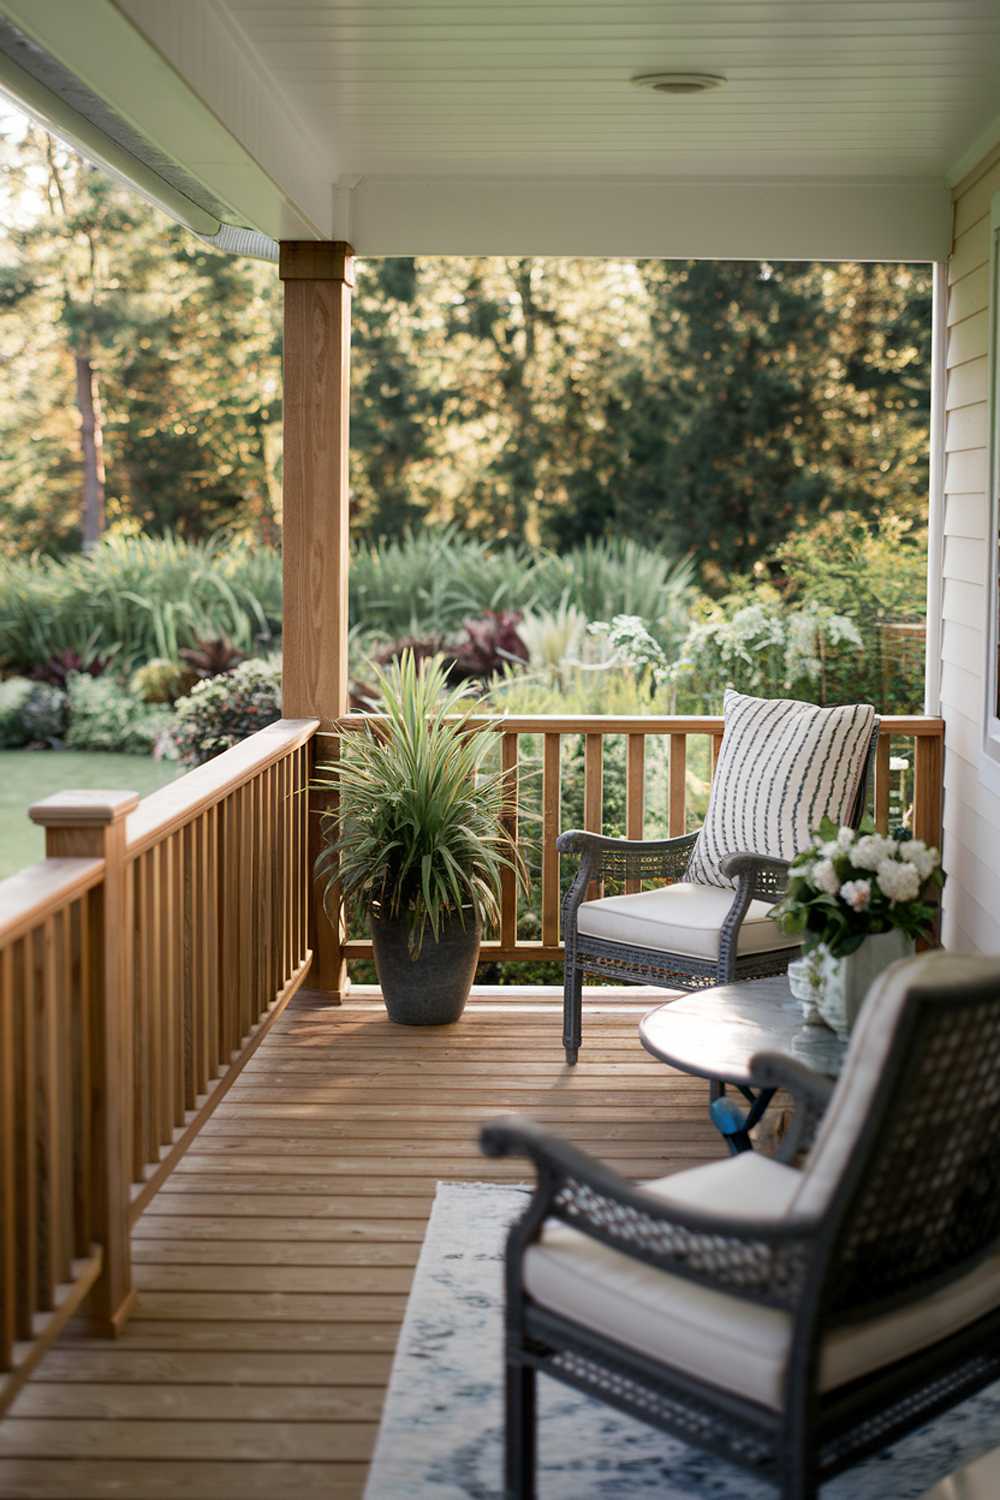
xmin=770 ymin=815 xmax=944 ymax=957
xmin=681 ymin=594 xmax=865 ymax=705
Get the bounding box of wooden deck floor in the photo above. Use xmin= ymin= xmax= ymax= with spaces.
xmin=0 ymin=988 xmax=724 ymax=1500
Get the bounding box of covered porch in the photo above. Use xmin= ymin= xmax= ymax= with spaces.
xmin=1 ymin=0 xmax=998 ymax=1494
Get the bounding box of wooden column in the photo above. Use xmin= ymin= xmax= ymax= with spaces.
xmin=29 ymin=790 xmax=139 ymax=1335
xmin=279 ymin=241 xmax=354 ymax=996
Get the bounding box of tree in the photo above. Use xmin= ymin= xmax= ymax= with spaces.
xmin=0 ymin=118 xmax=281 ymax=554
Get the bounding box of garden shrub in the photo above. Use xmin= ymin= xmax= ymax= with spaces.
xmin=65 ymin=674 xmax=169 ymax=755
xmin=0 ymin=677 xmax=70 ymax=747
xmin=171 ymin=657 xmax=282 ymax=766
xmin=130 ymin=658 xmax=196 ymax=705
xmin=21 ymin=683 xmax=69 ymax=745
xmin=0 ymin=676 xmax=35 ymax=747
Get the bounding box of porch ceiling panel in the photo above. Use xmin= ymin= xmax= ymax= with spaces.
xmin=216 ymin=0 xmax=1000 ymax=182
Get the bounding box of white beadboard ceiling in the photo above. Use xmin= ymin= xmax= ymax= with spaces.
xmin=214 ymin=0 xmax=1000 ymax=180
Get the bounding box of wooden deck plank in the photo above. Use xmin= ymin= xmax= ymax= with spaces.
xmin=1 ymin=992 xmax=723 ymax=1499
xmin=0 ymin=1461 xmax=367 ymax=1499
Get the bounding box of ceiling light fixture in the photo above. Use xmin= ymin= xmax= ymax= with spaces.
xmin=631 ymin=73 xmax=727 ymax=95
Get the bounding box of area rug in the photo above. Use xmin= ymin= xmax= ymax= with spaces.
xmin=364 ymin=1181 xmax=1000 ymax=1499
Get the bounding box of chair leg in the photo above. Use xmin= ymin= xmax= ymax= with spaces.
xmin=563 ymin=961 xmax=583 ymax=1065
xmin=505 ymin=1359 xmax=537 ymax=1499
xmin=781 ymin=1445 xmax=819 ymax=1500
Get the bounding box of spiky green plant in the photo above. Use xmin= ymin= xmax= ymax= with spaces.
xmin=313 ymin=652 xmax=527 ymax=957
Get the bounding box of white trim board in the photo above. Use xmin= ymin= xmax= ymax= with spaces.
xmin=979 ymin=191 xmax=1000 ymax=796
xmin=344 ymin=175 xmax=953 ymax=262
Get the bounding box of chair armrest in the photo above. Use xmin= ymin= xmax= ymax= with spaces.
xmin=748 ymin=1051 xmax=836 ymax=1163
xmin=557 ymin=830 xmax=698 ymax=859
xmin=713 ymin=853 xmax=794 ymax=980
xmin=481 ymin=1115 xmax=817 ymax=1308
xmin=719 ymin=852 xmax=791 ymax=903
xmin=557 ymin=831 xmax=698 ymax=924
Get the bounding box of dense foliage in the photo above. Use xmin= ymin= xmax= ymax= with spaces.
xmin=0 ymin=519 xmax=927 ymax=719
xmin=1 ymin=121 xmax=930 ymax=593
xmin=64 ymin=674 xmax=168 ymax=755
xmin=0 ymin=534 xmax=280 ymax=675
xmin=171 ymin=658 xmax=282 ymax=767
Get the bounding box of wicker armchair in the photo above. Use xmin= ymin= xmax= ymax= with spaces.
xmin=558 ymin=718 xmax=880 ymax=1063
xmin=482 ymin=953 xmax=1000 ymax=1500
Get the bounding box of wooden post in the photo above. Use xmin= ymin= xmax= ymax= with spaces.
xmin=29 ymin=790 xmax=139 ymax=1335
xmin=279 ymin=240 xmax=354 ymax=997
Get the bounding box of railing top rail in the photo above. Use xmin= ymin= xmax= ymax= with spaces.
xmin=126 ymin=717 xmax=319 ymax=858
xmin=0 ymin=856 xmax=105 ymax=947
xmin=323 ymin=712 xmax=945 ymax=737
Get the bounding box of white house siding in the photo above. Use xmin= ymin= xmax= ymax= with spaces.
xmin=941 ymin=148 xmax=1000 ymax=952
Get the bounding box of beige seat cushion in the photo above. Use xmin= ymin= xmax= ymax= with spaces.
xmin=576 ymin=882 xmax=800 ymax=962
xmin=523 ymin=1152 xmax=1000 ymax=1411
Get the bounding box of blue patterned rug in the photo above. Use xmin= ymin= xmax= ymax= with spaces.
xmin=364 ymin=1181 xmax=1000 ymax=1499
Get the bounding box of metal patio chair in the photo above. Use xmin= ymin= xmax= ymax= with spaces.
xmin=558 ymin=698 xmax=880 ymax=1063
xmin=482 ymin=952 xmax=1000 ymax=1500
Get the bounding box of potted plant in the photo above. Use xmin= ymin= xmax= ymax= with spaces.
xmin=771 ymin=815 xmax=945 ymax=1036
xmin=313 ymin=651 xmax=525 ymax=1025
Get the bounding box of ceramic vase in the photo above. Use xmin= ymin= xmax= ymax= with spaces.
xmin=789 ymin=930 xmax=914 ymax=1038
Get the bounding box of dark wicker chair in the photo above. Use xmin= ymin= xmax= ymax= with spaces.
xmin=482 ymin=953 xmax=1000 ymax=1500
xmin=558 ymin=719 xmax=880 ymax=1063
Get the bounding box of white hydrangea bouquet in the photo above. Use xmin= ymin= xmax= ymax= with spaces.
xmin=770 ymin=815 xmax=944 ymax=1034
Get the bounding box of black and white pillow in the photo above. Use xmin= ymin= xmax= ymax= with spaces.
xmin=686 ymin=690 xmax=878 ymax=890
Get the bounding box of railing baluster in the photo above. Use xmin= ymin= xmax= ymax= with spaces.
xmin=13 ymin=936 xmax=36 ymax=1340
xmin=0 ymin=946 xmax=14 ymax=1370
xmin=500 ymin=733 xmax=518 ymax=949
xmin=263 ymin=768 xmax=276 ymax=1003
xmin=300 ymin=746 xmax=310 ymax=965
xmin=53 ymin=912 xmax=75 ymax=1290
xmin=180 ymin=826 xmax=196 ymax=1114
xmin=281 ymin=754 xmax=292 ymax=983
xmin=914 ymin=731 xmax=944 ymax=851
xmin=584 ymin=734 xmax=603 ymax=900
xmin=172 ymin=834 xmax=186 ymax=1130
xmin=220 ymin=793 xmax=238 ymax=1059
xmin=36 ymin=920 xmax=63 ymax=1306
xmin=131 ymin=857 xmax=148 ymax=1180
xmin=73 ymin=896 xmax=92 ymax=1257
xmin=669 ymin=733 xmax=687 ymax=838
xmin=542 ymin=734 xmax=561 ymax=948
xmin=710 ymin=731 xmax=724 ymax=780
xmin=626 ymin=734 xmax=646 ymax=893
xmin=55 ymin=910 xmax=75 ymax=1280
xmin=874 ymin=733 xmax=892 ymax=834
xmin=152 ymin=840 xmax=170 ymax=1149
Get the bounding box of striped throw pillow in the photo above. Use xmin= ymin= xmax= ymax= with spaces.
xmin=686 ymin=691 xmax=877 ymax=890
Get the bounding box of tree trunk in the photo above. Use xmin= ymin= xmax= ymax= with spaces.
xmin=74 ymin=352 xmax=106 ymax=548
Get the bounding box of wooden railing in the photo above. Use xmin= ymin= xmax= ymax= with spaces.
xmin=0 ymin=718 xmax=317 ymax=1412
xmin=325 ymin=713 xmax=946 ymax=966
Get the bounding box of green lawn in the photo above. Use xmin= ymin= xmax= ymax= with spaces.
xmin=0 ymin=750 xmax=181 ymax=878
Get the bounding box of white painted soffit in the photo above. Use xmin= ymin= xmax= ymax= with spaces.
xmin=0 ymin=0 xmax=326 ymax=245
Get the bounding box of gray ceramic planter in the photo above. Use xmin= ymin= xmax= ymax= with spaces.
xmin=370 ymin=907 xmax=481 ymax=1025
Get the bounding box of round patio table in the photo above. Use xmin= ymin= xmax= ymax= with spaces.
xmin=639 ymin=975 xmax=848 ymax=1153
